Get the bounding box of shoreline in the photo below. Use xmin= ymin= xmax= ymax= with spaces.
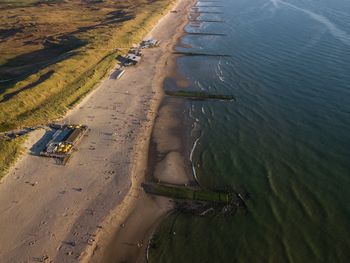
xmin=88 ymin=0 xmax=198 ymax=262
xmin=0 ymin=0 xmax=193 ymax=262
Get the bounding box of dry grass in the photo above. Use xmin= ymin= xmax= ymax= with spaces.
xmin=0 ymin=0 xmax=176 ymax=177
xmin=0 ymin=137 xmax=25 ymax=179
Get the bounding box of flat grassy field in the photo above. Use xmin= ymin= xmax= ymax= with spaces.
xmin=0 ymin=0 xmax=175 ymax=178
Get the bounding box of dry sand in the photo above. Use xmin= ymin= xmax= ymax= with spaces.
xmin=88 ymin=0 xmax=197 ymax=262
xmin=0 ymin=0 xmax=195 ymax=262
xmin=96 ymin=98 xmax=195 ymax=263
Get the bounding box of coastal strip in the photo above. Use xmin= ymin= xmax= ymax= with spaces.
xmin=0 ymin=0 xmax=178 ymax=179
xmin=0 ymin=1 xmax=192 ymax=263
xmin=80 ymin=0 xmax=198 ymax=262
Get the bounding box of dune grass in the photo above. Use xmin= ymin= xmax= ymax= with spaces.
xmin=0 ymin=0 xmax=176 ymax=131
xmin=0 ymin=0 xmax=176 ymax=178
xmin=0 ymin=137 xmax=25 ymax=179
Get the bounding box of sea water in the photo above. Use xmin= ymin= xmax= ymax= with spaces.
xmin=150 ymin=0 xmax=350 ymax=262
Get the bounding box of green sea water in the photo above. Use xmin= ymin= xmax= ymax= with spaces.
xmin=149 ymin=0 xmax=350 ymax=262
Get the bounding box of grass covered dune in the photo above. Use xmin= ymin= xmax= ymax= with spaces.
xmin=0 ymin=0 xmax=175 ymax=177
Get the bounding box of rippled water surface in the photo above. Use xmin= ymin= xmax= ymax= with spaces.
xmin=150 ymin=0 xmax=350 ymax=262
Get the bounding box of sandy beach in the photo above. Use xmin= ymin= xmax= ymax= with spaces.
xmin=0 ymin=0 xmax=194 ymax=262
xmin=88 ymin=0 xmax=197 ymax=262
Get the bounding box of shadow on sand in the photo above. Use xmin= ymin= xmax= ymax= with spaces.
xmin=29 ymin=129 xmax=55 ymax=155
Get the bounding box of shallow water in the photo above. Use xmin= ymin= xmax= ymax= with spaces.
xmin=150 ymin=0 xmax=350 ymax=262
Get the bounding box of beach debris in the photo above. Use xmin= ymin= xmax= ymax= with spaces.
xmin=25 ymin=181 xmax=38 ymax=186
xmin=29 ymin=240 xmax=36 ymax=246
xmin=86 ymin=208 xmax=94 ymax=215
xmin=103 ymin=170 xmax=115 ymax=174
xmin=73 ymin=187 xmax=83 ymax=192
xmin=65 ymin=240 xmax=76 ymax=247
xmin=32 ymin=255 xmax=50 ymax=262
xmin=199 ymin=207 xmax=214 ymax=216
xmin=87 ymin=237 xmax=95 ymax=245
xmin=222 ymin=204 xmax=235 ymax=214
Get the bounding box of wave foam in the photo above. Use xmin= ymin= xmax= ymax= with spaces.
xmin=276 ymin=0 xmax=350 ymax=46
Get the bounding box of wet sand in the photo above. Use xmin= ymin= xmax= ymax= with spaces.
xmin=0 ymin=0 xmax=194 ymax=262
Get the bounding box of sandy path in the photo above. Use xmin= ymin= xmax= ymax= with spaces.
xmin=0 ymin=0 xmax=192 ymax=262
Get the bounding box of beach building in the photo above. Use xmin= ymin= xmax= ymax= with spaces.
xmin=40 ymin=124 xmax=88 ymax=164
xmin=128 ymin=47 xmax=143 ymax=56
xmin=117 ymin=54 xmax=141 ymax=66
xmin=140 ymin=39 xmax=160 ymax=48
xmin=125 ymin=54 xmax=142 ymax=65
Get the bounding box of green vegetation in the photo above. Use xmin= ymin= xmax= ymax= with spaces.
xmin=0 ymin=0 xmax=38 ymax=8
xmin=165 ymin=90 xmax=236 ymax=100
xmin=0 ymin=137 xmax=25 ymax=179
xmin=0 ymin=0 xmax=176 ymax=131
xmin=142 ymin=183 xmax=237 ymax=204
xmin=0 ymin=0 xmax=176 ymax=178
